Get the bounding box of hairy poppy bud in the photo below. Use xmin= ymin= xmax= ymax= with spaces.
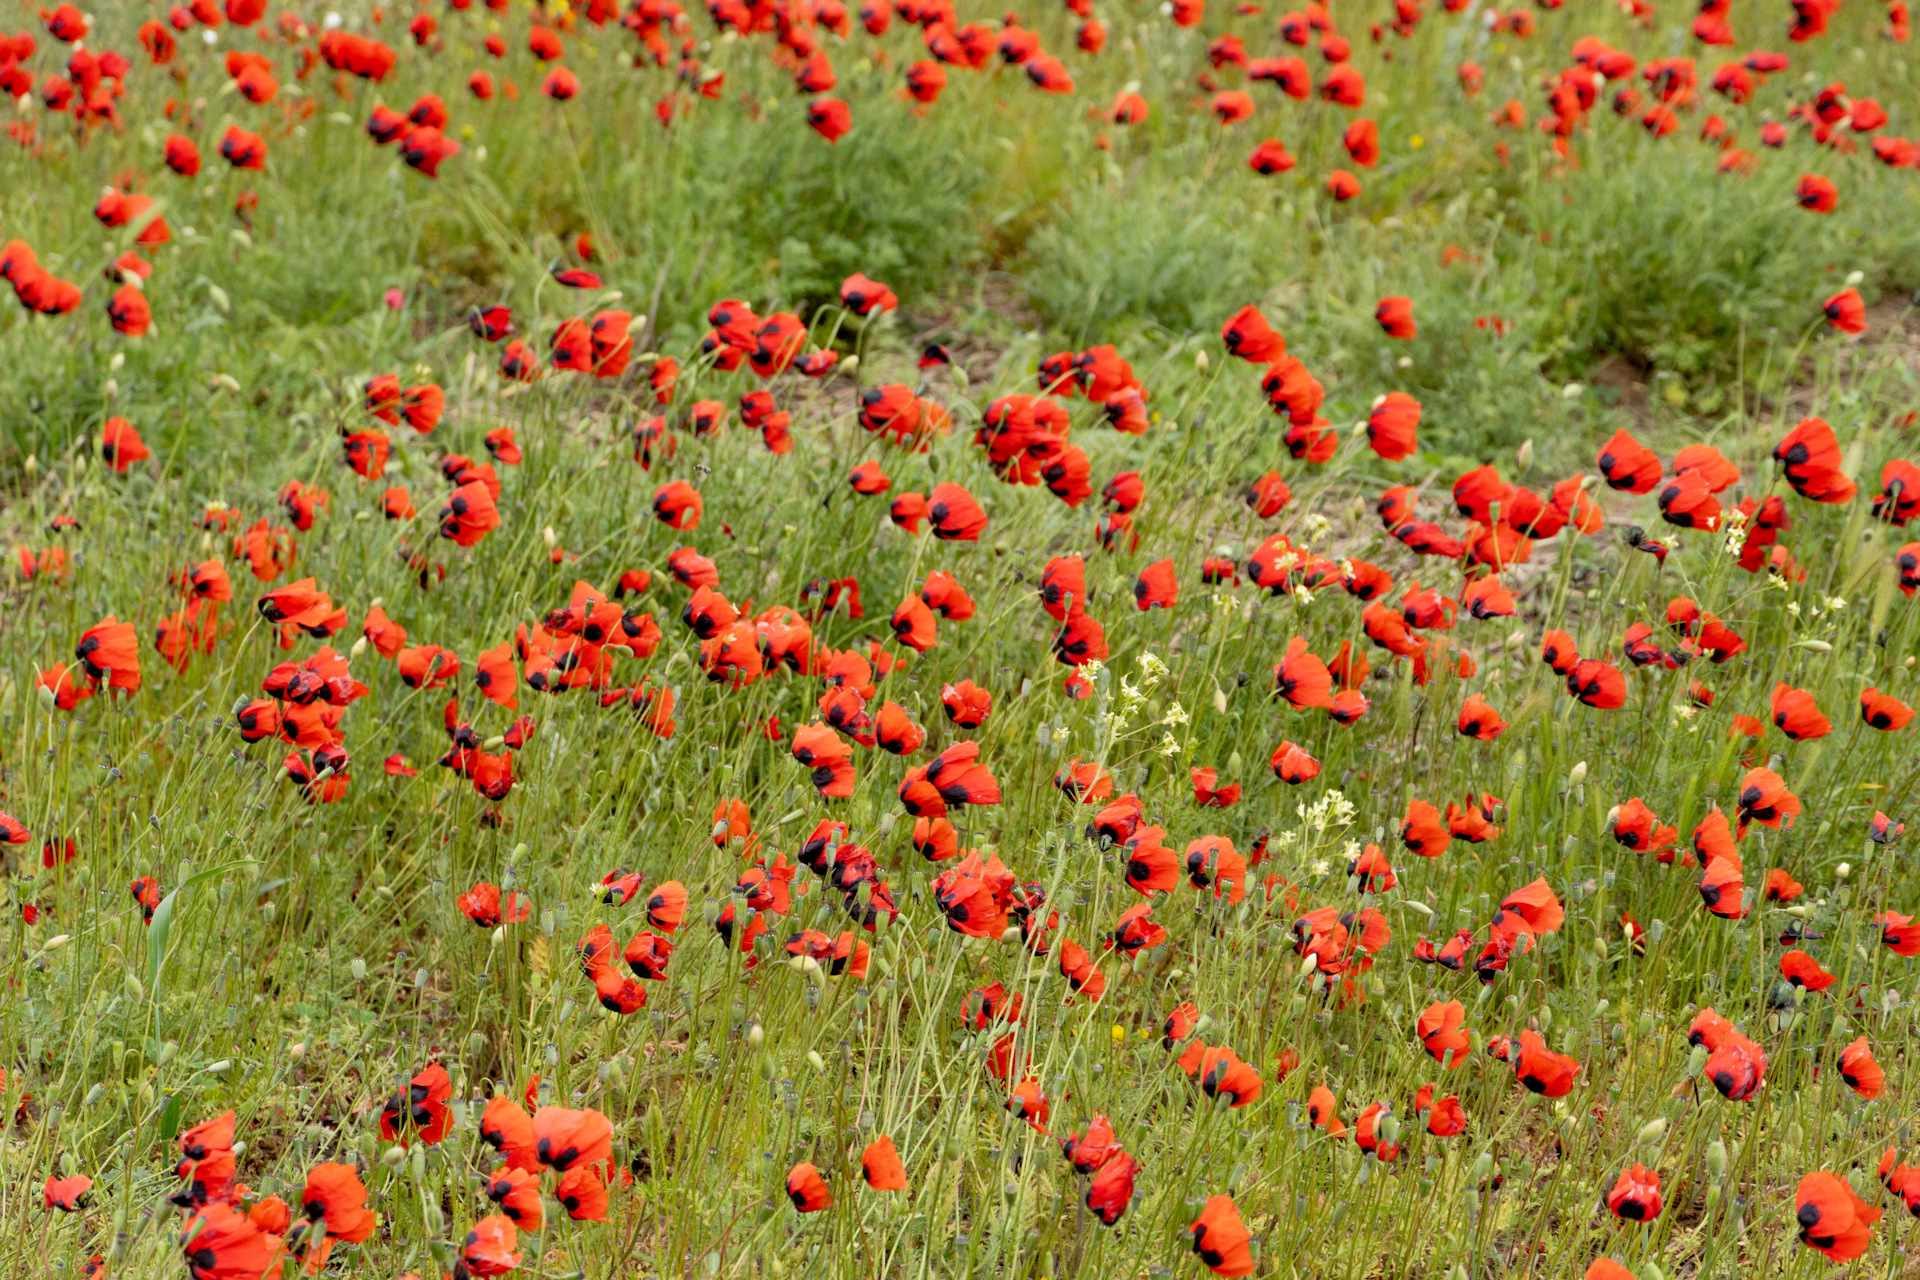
xmin=1636 ymin=1118 xmax=1667 ymax=1146
xmin=381 ymin=1145 xmax=407 ymax=1169
xmin=1686 ymin=1045 xmax=1708 ymax=1076
xmin=1706 ymin=1138 xmax=1728 ymax=1178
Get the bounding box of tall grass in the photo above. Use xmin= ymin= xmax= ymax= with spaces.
xmin=0 ymin=0 xmax=1917 ymax=1276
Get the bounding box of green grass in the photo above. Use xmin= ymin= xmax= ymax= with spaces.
xmin=1 ymin=0 xmax=1919 ymax=1276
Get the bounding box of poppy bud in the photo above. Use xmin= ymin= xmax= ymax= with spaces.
xmin=260 ymin=902 xmax=275 ymax=924
xmin=411 ymin=1145 xmax=426 ymax=1182
xmin=1567 ymin=761 xmax=1587 ymax=787
xmin=381 ymin=1145 xmax=406 ymax=1169
xmin=1687 ymin=1045 xmax=1708 ymax=1076
xmin=350 ymin=957 xmax=367 ymax=981
xmin=1706 ymin=1138 xmax=1727 ymax=1178
xmin=158 ymin=1040 xmax=178 ymax=1065
xmin=1636 ymin=1118 xmax=1667 ymax=1146
xmin=1638 ymin=1012 xmax=1655 ymax=1037
xmin=1195 ymin=351 xmax=1209 ymax=372
xmin=1516 ymin=438 xmax=1533 ymax=471
xmin=36 ymin=682 xmax=55 ymax=711
xmin=806 ymin=1050 xmax=826 ymax=1073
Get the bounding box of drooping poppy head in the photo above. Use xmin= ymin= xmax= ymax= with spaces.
xmin=1511 ymin=1029 xmax=1578 ymax=1097
xmin=1839 ymin=1036 xmax=1884 ymax=1100
xmin=457 ymin=1214 xmax=523 ymax=1277
xmin=1374 ymin=293 xmax=1414 ymax=337
xmin=1188 ymin=1194 xmax=1255 ymax=1277
xmin=1704 ymin=1032 xmax=1765 ymax=1099
xmin=380 ymin=1063 xmax=454 ymax=1145
xmin=860 ymin=1135 xmax=908 ymax=1191
xmin=1084 ymin=1150 xmax=1137 ymax=1225
xmin=645 ymin=880 xmax=688 ymax=933
xmin=785 ymin=1162 xmax=832 ymax=1212
xmin=1596 ymin=428 xmax=1662 ymax=493
xmin=532 ymin=1106 xmax=613 ymax=1173
xmin=180 ymin=1204 xmax=275 ymax=1280
xmin=300 ymin=1162 xmax=375 ymax=1242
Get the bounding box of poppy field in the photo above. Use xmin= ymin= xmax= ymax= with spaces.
xmin=1 ymin=0 xmax=1919 ymax=1273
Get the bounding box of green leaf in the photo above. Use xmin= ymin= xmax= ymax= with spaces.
xmin=147 ymin=861 xmax=262 ymax=1000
